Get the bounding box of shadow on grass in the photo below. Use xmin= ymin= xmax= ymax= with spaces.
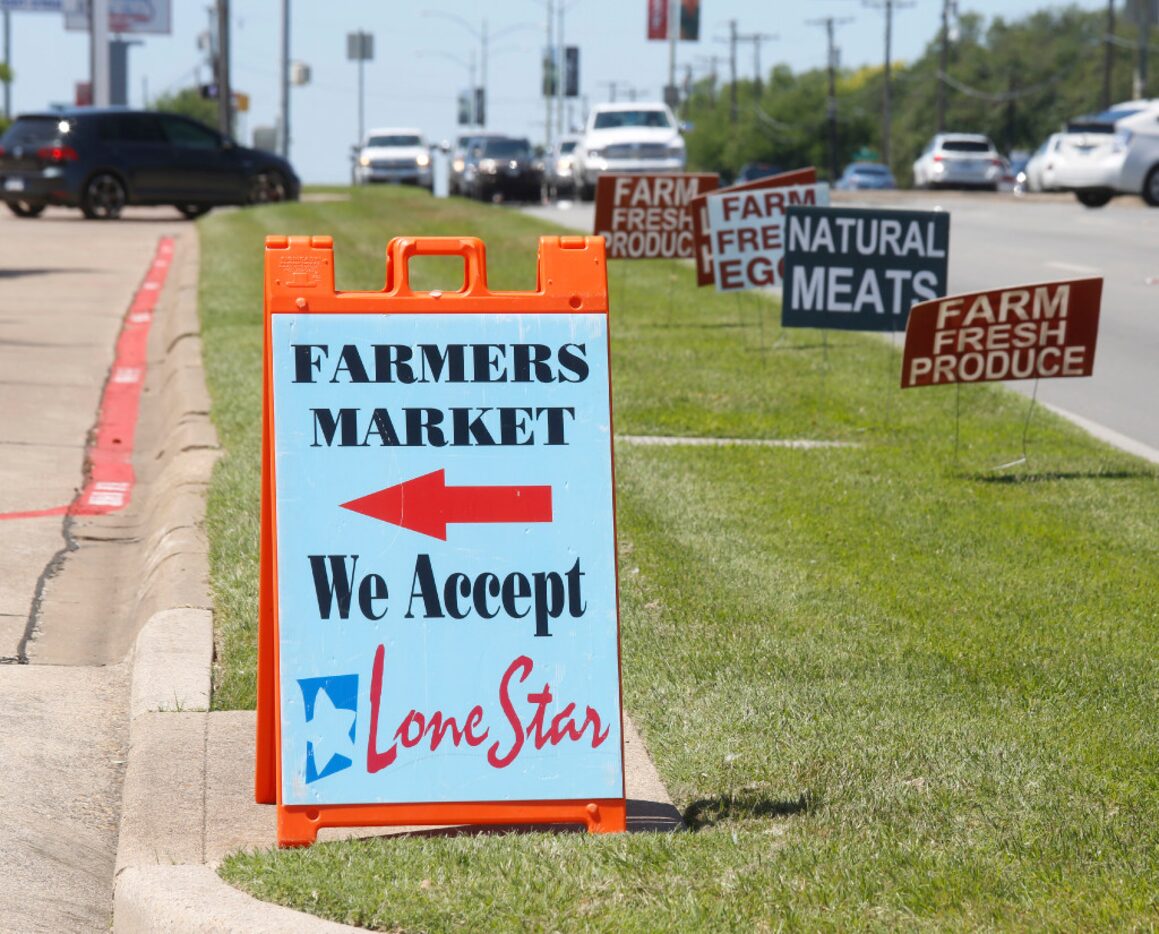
xmin=683 ymin=789 xmax=812 ymax=831
xmin=963 ymin=469 xmax=1156 ymax=484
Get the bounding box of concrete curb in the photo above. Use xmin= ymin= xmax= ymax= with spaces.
xmin=112 ymin=231 xmax=683 ymax=932
xmin=112 ymin=231 xmax=357 ymax=932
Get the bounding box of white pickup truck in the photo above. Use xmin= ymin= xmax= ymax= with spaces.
xmin=572 ymin=102 xmax=686 ymax=201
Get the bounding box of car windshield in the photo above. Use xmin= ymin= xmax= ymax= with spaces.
xmin=559 ymin=140 xmax=577 ymax=154
xmin=852 ymin=164 xmax=890 ymax=175
xmin=942 ymin=140 xmax=993 ymax=153
xmin=2 ymin=116 xmax=66 ymax=147
xmin=368 ymin=135 xmax=423 ymax=147
xmin=482 ymin=138 xmax=531 ymax=158
xmin=592 ymin=109 xmax=673 ymax=130
xmin=1065 ymin=107 xmax=1143 ymax=133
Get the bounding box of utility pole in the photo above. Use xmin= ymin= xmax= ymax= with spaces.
xmin=937 ymin=0 xmax=954 ymax=131
xmin=280 ymin=0 xmax=290 ymax=157
xmin=666 ymin=0 xmax=677 ymax=108
xmin=3 ymin=11 xmax=10 ymax=121
xmin=216 ymin=0 xmax=232 ymax=137
xmin=1103 ymin=0 xmax=1115 ymax=109
xmin=864 ymin=0 xmax=913 ymax=169
xmin=544 ymin=0 xmax=553 ymax=156
xmin=91 ymin=0 xmax=110 ymax=106
xmin=714 ymin=20 xmax=739 ymax=123
xmin=736 ymin=31 xmax=777 ymax=96
xmin=808 ymin=17 xmax=852 ymax=182
xmin=1135 ymin=0 xmax=1152 ymax=99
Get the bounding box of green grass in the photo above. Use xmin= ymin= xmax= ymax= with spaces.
xmin=205 ymin=187 xmax=1159 ymax=930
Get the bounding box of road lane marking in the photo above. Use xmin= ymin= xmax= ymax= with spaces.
xmin=1044 ymin=261 xmax=1100 ymax=275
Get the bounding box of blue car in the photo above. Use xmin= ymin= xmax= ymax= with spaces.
xmin=834 ymin=161 xmax=897 ymax=191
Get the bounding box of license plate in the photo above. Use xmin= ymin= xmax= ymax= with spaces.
xmin=4 ymin=177 xmax=25 ymax=192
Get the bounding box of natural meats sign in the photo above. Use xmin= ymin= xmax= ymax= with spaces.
xmin=901 ymin=277 xmax=1102 ymax=388
xmin=704 ymin=182 xmax=830 ymax=292
xmin=782 ymin=206 xmax=950 ymax=332
xmin=593 ymin=173 xmax=719 ymax=259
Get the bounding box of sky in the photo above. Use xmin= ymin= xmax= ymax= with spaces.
xmin=3 ymin=0 xmax=1107 ymax=184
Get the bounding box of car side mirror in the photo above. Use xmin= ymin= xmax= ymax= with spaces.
xmin=679 ymin=121 xmax=693 ymax=133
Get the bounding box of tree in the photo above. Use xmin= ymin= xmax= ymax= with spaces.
xmin=151 ymin=87 xmax=218 ymax=128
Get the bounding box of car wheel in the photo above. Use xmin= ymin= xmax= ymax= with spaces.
xmin=175 ymin=204 xmax=212 ymax=220
xmin=81 ymin=172 xmax=127 ymax=220
xmin=1075 ymin=189 xmax=1113 ymax=208
xmin=6 ymin=199 xmax=46 ymax=218
xmin=249 ymin=170 xmax=288 ymax=204
xmin=1142 ymin=166 xmax=1159 ymax=208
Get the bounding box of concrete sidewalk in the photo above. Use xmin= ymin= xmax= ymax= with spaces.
xmin=112 ymin=228 xmax=683 ymax=931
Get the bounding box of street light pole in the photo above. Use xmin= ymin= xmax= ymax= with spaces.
xmin=280 ymin=0 xmax=290 ymax=157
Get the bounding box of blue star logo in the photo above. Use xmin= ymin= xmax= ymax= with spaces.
xmin=298 ymin=674 xmax=358 ymax=783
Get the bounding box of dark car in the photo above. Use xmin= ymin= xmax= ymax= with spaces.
xmin=0 ymin=108 xmax=300 ymax=220
xmin=834 ymin=161 xmax=897 ymax=190
xmin=461 ymin=136 xmax=542 ymax=203
xmin=734 ymin=161 xmax=783 ymax=184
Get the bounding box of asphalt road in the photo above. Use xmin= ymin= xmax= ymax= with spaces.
xmin=524 ymin=191 xmax=1159 ymax=454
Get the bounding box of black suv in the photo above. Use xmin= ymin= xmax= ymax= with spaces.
xmin=0 ymin=108 xmax=300 ymax=220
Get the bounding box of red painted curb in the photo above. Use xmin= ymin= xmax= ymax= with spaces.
xmin=0 ymin=237 xmax=174 ymax=522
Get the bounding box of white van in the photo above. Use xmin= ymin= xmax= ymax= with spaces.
xmin=1052 ymin=100 xmax=1159 ymax=207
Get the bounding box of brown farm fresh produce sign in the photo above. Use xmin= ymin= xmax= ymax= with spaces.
xmin=901 ymin=277 xmax=1102 ymax=388
xmin=593 ymin=173 xmax=719 ymax=259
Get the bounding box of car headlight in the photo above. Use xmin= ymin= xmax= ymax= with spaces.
xmin=452 ymin=158 xmax=465 ymax=172
xmin=479 ymin=158 xmax=499 ymax=174
xmin=586 ymin=148 xmax=603 ymax=160
xmin=358 ymin=154 xmax=370 ymax=167
xmin=666 ymin=144 xmax=684 ymax=158
xmin=416 ymin=153 xmax=431 ymax=167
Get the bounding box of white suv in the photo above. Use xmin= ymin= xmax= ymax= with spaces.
xmin=1051 ymin=100 xmax=1159 ymax=208
xmin=354 ymin=128 xmax=432 ymax=187
xmin=572 ymin=102 xmax=686 ymax=201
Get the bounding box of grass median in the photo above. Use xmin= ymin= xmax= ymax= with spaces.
xmin=202 ymin=186 xmax=1158 ymax=930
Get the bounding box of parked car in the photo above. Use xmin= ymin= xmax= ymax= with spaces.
xmin=572 ymin=102 xmax=686 ymax=201
xmin=460 ymin=136 xmax=543 ymax=202
xmin=1051 ymin=100 xmax=1159 ymax=208
xmin=353 ymin=128 xmax=431 ymax=187
xmin=834 ymin=161 xmax=897 ymax=190
xmin=544 ymin=134 xmax=580 ymax=199
xmin=1019 ymin=133 xmax=1064 ymax=193
xmin=0 ymin=108 xmax=299 ymax=220
xmin=912 ymin=133 xmax=1004 ymax=191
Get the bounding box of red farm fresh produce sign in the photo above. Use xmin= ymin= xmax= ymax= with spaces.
xmin=901 ymin=277 xmax=1102 ymax=388
xmin=593 ymin=173 xmax=718 ymax=259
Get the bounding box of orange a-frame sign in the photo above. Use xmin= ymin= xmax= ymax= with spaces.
xmin=255 ymin=235 xmax=627 ymax=846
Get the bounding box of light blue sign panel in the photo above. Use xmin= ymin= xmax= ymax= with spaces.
xmin=272 ymin=313 xmax=623 ymax=806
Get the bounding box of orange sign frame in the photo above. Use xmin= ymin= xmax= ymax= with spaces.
xmin=254 ymin=235 xmax=627 ymax=846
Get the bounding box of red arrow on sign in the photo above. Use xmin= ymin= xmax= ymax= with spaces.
xmin=340 ymin=469 xmax=553 ymax=541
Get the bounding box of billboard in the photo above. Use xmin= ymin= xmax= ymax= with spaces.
xmin=64 ymin=0 xmax=171 ymax=34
